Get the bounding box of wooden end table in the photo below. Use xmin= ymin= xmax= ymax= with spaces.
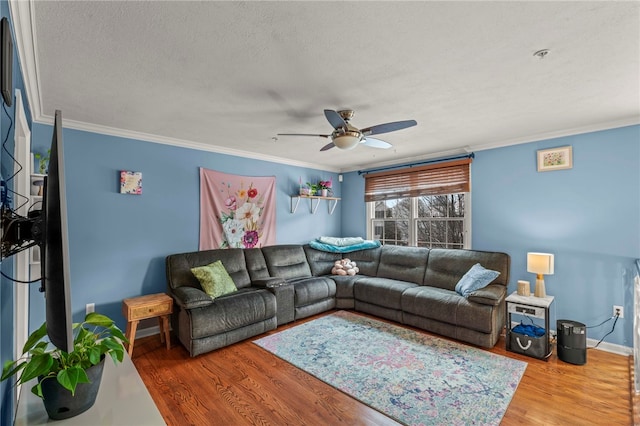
xmin=122 ymin=293 xmax=173 ymax=356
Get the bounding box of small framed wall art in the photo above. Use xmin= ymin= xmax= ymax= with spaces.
xmin=120 ymin=170 xmax=142 ymax=194
xmin=537 ymin=146 xmax=573 ymax=172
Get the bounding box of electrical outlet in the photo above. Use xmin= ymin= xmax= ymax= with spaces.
xmin=86 ymin=303 xmax=95 ymax=315
xmin=613 ymin=305 xmax=624 ymax=318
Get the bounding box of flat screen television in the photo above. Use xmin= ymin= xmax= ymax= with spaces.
xmin=0 ymin=109 xmax=73 ymax=352
xmin=41 ymin=110 xmax=73 ymax=352
xmin=1 ymin=16 xmax=13 ymax=107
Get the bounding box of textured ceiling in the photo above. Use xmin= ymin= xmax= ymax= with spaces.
xmin=11 ymin=1 xmax=640 ymax=172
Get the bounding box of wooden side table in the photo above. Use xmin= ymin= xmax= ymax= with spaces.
xmin=122 ymin=293 xmax=173 ymax=356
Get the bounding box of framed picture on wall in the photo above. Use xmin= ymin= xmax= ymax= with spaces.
xmin=120 ymin=170 xmax=142 ymax=194
xmin=537 ymin=146 xmax=573 ymax=172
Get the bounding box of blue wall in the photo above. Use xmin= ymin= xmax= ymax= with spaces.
xmin=341 ymin=125 xmax=640 ymax=347
xmin=28 ymin=124 xmax=341 ymax=332
xmin=473 ymin=125 xmax=639 ymax=347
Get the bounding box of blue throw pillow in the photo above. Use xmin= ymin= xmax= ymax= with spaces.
xmin=455 ymin=263 xmax=500 ymax=298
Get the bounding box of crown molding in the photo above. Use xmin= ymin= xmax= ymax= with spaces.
xmin=468 ymin=116 xmax=640 ymax=153
xmin=34 ymin=112 xmax=342 ymax=173
xmin=342 ymin=117 xmax=640 ymax=173
xmin=9 ymin=0 xmax=41 ymax=121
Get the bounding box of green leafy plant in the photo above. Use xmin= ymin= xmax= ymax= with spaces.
xmin=1 ymin=312 xmax=128 ymax=398
xmin=306 ymin=182 xmax=320 ymax=195
xmin=34 ymin=149 xmax=51 ymax=174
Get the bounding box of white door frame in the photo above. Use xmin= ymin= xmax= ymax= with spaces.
xmin=13 ymin=88 xmax=31 ymax=402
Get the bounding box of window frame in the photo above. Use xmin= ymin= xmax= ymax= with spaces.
xmin=366 ymin=192 xmax=472 ymax=249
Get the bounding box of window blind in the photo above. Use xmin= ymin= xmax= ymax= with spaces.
xmin=364 ymin=158 xmax=472 ymax=202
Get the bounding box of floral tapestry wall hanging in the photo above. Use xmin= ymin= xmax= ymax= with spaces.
xmin=199 ymin=168 xmax=276 ymax=250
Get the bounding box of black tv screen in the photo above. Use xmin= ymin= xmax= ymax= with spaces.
xmin=41 ymin=110 xmax=73 ymax=352
xmin=1 ymin=17 xmax=12 ymax=107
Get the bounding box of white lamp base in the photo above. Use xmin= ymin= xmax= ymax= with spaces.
xmin=534 ymin=276 xmax=546 ymax=298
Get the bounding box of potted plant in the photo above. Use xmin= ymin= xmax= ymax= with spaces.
xmin=34 ymin=149 xmax=51 ymax=174
xmin=317 ymin=178 xmax=333 ymax=197
xmin=1 ymin=312 xmax=128 ymax=420
xmin=306 ymin=182 xmax=320 ymax=196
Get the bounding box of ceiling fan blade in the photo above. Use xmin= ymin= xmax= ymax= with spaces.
xmin=277 ymin=133 xmax=331 ymax=138
xmin=362 ymin=137 xmax=392 ymax=149
xmin=324 ymin=109 xmax=347 ymax=130
xmin=360 ymin=119 xmax=417 ymax=136
xmin=320 ymin=142 xmax=336 ymax=151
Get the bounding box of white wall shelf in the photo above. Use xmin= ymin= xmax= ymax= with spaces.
xmin=290 ymin=195 xmax=341 ymax=215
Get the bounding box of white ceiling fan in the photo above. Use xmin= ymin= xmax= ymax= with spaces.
xmin=278 ymin=109 xmax=417 ymax=151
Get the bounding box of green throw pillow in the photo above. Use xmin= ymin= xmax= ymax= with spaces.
xmin=191 ymin=260 xmax=237 ymax=299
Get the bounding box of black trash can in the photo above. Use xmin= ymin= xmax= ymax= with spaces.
xmin=557 ymin=319 xmax=586 ymax=365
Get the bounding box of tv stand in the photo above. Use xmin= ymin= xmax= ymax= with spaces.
xmin=14 ymin=352 xmax=165 ymax=425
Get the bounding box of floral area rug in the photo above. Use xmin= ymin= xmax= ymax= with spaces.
xmin=253 ymin=311 xmax=527 ymax=426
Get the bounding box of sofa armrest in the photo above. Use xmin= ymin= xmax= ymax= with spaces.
xmin=467 ymin=284 xmax=506 ymax=306
xmin=172 ymin=286 xmax=213 ymax=310
xmin=252 ymin=277 xmax=288 ymax=288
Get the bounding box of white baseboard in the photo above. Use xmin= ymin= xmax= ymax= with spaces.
xmin=587 ymin=338 xmax=632 ymax=356
xmin=135 ymin=325 xmax=165 ymax=340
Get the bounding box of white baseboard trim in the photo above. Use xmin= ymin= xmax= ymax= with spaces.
xmin=587 ymin=338 xmax=632 ymax=356
xmin=135 ymin=325 xmax=165 ymax=340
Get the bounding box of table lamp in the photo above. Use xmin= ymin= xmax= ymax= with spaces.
xmin=527 ymin=252 xmax=554 ymax=298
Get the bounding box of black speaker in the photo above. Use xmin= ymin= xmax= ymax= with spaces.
xmin=557 ymin=319 xmax=586 ymax=365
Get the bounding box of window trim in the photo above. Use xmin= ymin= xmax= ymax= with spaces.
xmin=367 ymin=192 xmax=472 ymax=249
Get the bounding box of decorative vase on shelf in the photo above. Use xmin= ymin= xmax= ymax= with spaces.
xmin=299 ymin=187 xmax=310 ymax=196
xmin=320 ymin=189 xmax=328 ymax=197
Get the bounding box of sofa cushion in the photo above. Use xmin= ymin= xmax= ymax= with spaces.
xmin=402 ymin=286 xmax=462 ymax=324
xmin=191 ymin=261 xmax=238 ymax=299
xmin=289 ymin=276 xmax=336 ymax=306
xmin=303 ymin=245 xmax=342 ymax=276
xmin=244 ymin=248 xmax=271 ymax=281
xmin=345 ymin=247 xmax=382 ymax=277
xmin=189 ymin=288 xmax=276 ymax=339
xmin=262 ymin=245 xmax=312 ymax=279
xmin=402 ymin=286 xmax=495 ymax=334
xmin=423 ymin=249 xmax=510 ymax=291
xmin=354 ymin=277 xmax=419 ymax=310
xmin=454 ymin=263 xmax=500 ymax=297
xmin=331 ymin=275 xmax=361 ymax=299
xmin=166 ymin=248 xmax=252 ymax=290
xmin=377 ymin=245 xmax=430 ymax=285
xmin=467 ymin=284 xmax=507 ymax=306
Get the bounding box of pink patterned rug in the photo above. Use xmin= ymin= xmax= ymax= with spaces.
xmin=253 ymin=311 xmax=526 ymax=425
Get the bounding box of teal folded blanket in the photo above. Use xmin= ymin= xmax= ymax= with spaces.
xmin=309 ymin=239 xmax=381 ymax=253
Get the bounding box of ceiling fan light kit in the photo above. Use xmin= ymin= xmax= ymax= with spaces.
xmin=333 ymin=131 xmax=361 ymax=150
xmin=278 ymin=109 xmax=417 ymax=152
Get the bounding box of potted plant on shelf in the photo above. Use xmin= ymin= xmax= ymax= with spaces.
xmin=1 ymin=312 xmax=128 ymax=420
xmin=306 ymin=182 xmax=319 ymax=196
xmin=34 ymin=149 xmax=51 ymax=174
xmin=317 ymin=178 xmax=333 ymax=197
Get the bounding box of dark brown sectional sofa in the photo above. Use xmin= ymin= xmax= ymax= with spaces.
xmin=165 ymin=244 xmax=510 ymax=357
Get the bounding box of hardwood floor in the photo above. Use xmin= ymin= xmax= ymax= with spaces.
xmin=132 ymin=311 xmax=634 ymax=425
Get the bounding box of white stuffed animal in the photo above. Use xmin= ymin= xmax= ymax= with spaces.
xmin=331 ymin=258 xmax=360 ymax=276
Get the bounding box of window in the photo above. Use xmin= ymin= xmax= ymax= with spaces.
xmin=365 ymin=158 xmax=471 ymax=249
xmin=368 ymin=193 xmax=469 ymax=248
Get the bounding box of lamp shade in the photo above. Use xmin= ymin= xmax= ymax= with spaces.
xmin=527 ymin=252 xmax=554 ymax=275
xmin=333 ymin=131 xmax=361 ymax=150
